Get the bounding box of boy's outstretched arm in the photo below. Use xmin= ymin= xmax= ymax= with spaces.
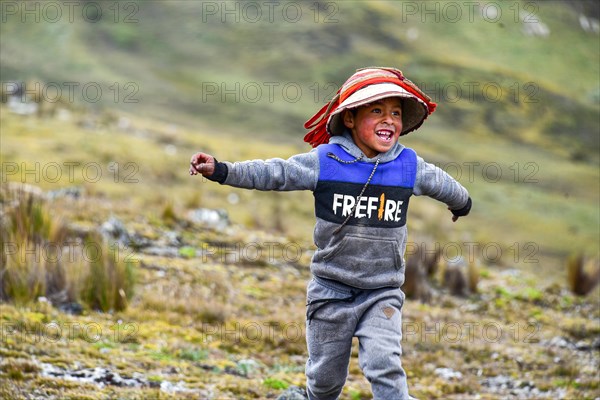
xmin=189 ymin=150 xmax=319 ymax=192
xmin=413 ymin=157 xmax=472 ymax=222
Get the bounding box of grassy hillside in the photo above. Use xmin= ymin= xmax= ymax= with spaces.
xmin=0 ymin=111 xmax=599 ymax=399
xmin=1 ymin=1 xmax=599 ymax=398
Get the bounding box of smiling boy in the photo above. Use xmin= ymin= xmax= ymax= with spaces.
xmin=344 ymin=97 xmax=403 ymax=157
xmin=190 ymin=67 xmax=471 ymax=400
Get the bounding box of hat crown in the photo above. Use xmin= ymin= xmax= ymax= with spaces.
xmin=340 ymin=68 xmax=404 ymax=99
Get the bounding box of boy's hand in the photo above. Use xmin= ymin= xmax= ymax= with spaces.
xmin=189 ymin=152 xmax=216 ymax=177
xmin=449 ymin=197 xmax=472 ymax=223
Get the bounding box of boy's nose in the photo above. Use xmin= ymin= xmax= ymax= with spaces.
xmin=382 ymin=112 xmax=394 ymax=123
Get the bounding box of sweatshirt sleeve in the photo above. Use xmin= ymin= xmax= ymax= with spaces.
xmin=216 ymin=150 xmax=319 ymax=191
xmin=413 ymin=156 xmax=470 ymax=211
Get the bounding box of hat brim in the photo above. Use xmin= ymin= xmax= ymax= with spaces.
xmin=327 ymin=83 xmax=429 ymax=136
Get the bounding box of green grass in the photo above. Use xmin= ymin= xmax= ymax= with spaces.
xmin=263 ymin=377 xmax=290 ymax=390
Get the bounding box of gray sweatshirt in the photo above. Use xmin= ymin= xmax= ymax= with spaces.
xmin=215 ymin=132 xmax=470 ymax=289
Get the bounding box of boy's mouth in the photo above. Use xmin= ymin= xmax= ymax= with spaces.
xmin=376 ymin=129 xmax=394 ymax=142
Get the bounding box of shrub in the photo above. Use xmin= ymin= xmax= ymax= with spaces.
xmin=0 ymin=185 xmax=136 ymax=311
xmin=0 ymin=188 xmax=68 ymax=305
xmin=80 ymin=232 xmax=136 ymax=312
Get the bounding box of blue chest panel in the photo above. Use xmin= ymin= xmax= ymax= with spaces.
xmin=314 ymin=144 xmax=417 ymax=228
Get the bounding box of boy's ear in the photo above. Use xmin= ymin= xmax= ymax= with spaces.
xmin=342 ymin=110 xmax=355 ymax=129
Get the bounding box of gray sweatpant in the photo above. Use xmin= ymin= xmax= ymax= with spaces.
xmin=305 ymin=276 xmax=411 ymax=400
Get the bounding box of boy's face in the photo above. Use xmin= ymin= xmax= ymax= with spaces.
xmin=343 ymin=97 xmax=403 ymax=158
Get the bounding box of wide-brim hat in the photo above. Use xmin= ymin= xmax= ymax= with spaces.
xmin=326 ymin=82 xmax=429 ymax=137
xmin=304 ymin=67 xmax=437 ymax=147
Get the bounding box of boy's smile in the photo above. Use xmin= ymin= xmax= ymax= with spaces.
xmin=343 ymin=97 xmax=403 ymax=158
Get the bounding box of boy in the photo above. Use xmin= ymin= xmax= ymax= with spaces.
xmin=190 ymin=67 xmax=471 ymax=400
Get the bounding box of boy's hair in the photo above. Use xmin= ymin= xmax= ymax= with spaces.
xmin=346 ymin=97 xmax=404 ymax=117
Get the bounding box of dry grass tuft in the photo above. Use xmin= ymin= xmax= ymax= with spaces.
xmin=80 ymin=232 xmax=136 ymax=312
xmin=1 ymin=185 xmax=136 ymax=312
xmin=567 ymin=253 xmax=600 ymax=296
xmin=1 ymin=186 xmax=70 ymax=305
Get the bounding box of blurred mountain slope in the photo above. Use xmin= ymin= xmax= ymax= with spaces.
xmin=1 ymin=0 xmax=598 ymax=159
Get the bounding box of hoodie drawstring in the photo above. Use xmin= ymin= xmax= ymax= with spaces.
xmin=327 ymin=152 xmax=381 ymax=235
xmin=326 ymin=152 xmax=363 ymax=164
